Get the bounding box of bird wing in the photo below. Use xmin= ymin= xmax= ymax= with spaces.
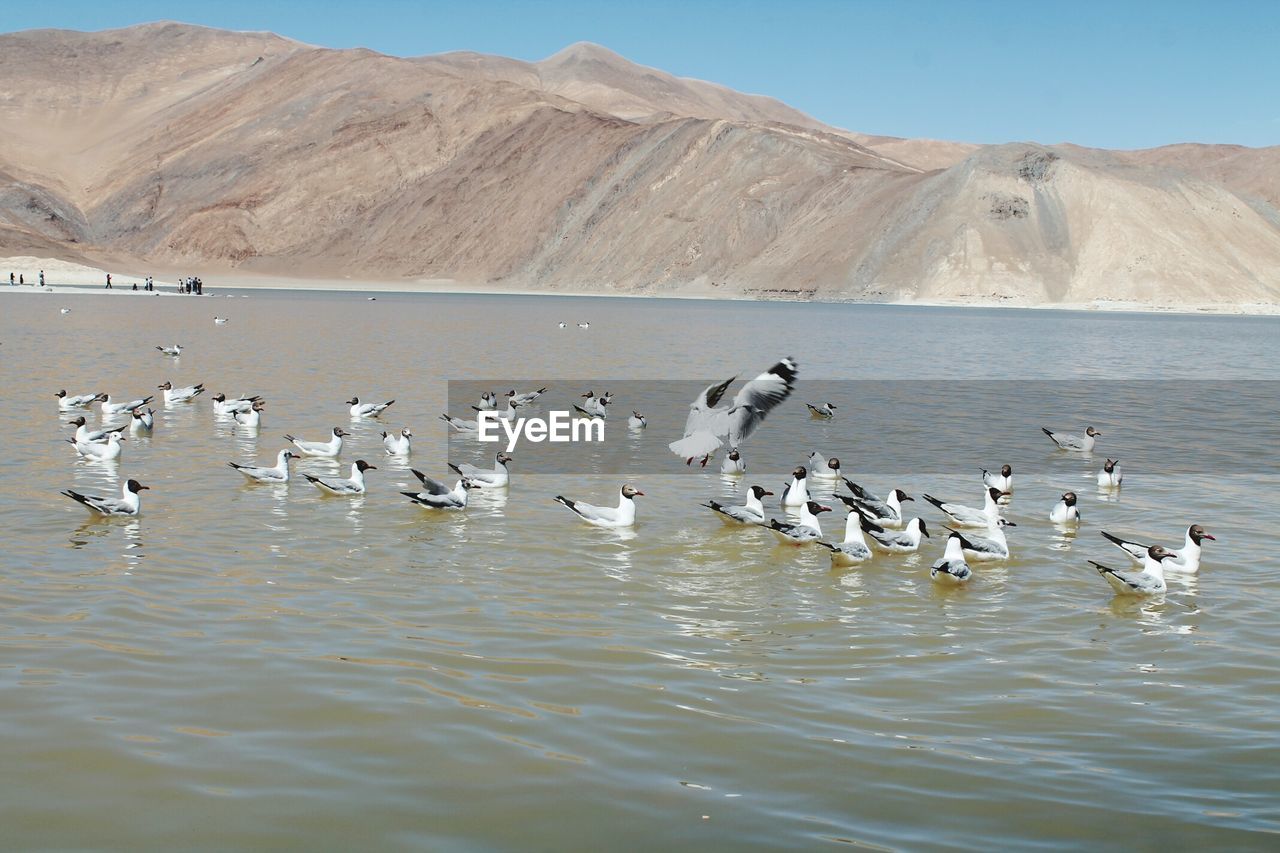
xmin=725 ymin=358 xmax=798 ymax=445
xmin=411 ymin=470 xmax=452 ymax=495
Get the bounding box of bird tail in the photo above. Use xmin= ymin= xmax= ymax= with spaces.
xmin=1099 ymin=531 xmax=1128 ymax=548
xmin=61 ymin=490 xmax=89 ymax=506
xmin=1041 ymin=427 xmax=1054 ymax=437
xmin=944 ymin=526 xmax=978 ymax=550
xmin=553 ymin=496 xmax=576 ymax=511
xmin=227 ymin=462 xmax=244 ymax=471
xmin=302 ymin=474 xmax=320 ymax=484
xmin=921 ymin=493 xmax=945 ymax=511
xmin=383 ymin=399 xmax=395 ymax=408
xmin=401 ymin=491 xmax=424 ymax=503
xmin=1089 ymin=560 xmax=1115 ymax=577
xmin=447 ymin=463 xmax=463 ymax=476
xmin=283 ymin=434 xmax=297 ymax=443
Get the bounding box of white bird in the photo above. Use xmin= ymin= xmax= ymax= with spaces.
xmin=510 ymin=387 xmax=548 ymax=406
xmin=981 ymin=464 xmax=1013 ymax=493
xmin=922 ymin=487 xmax=1008 ymax=528
xmin=229 ymin=449 xmax=297 ymax=484
xmin=703 ymin=485 xmax=773 ymax=525
xmin=449 ymin=452 xmax=512 ymax=488
xmin=867 ymin=517 xmax=931 ymax=554
xmin=780 ymin=466 xmax=810 ymax=508
xmin=577 ymin=322 xmax=590 ymax=329
xmin=68 ymin=416 xmax=124 ymax=444
xmin=558 ymin=322 xmax=567 ymax=329
xmin=574 ymin=392 xmax=610 ymax=419
xmin=212 ymin=393 xmax=261 ymax=415
xmin=1100 ymin=525 xmax=1215 ymax=574
xmin=159 ymin=381 xmax=204 ymax=404
xmin=214 ymin=317 xmax=228 ymax=324
xmin=234 ymin=400 xmax=266 ymax=429
xmin=931 ymin=533 xmax=973 ymax=584
xmin=765 ymin=500 xmax=831 ymax=546
xmin=478 ymin=398 xmax=522 ymax=420
xmin=1090 ymin=546 xmax=1177 ymax=596
xmin=806 ymin=402 xmax=838 ymax=419
xmin=60 ymin=307 xmax=71 ymax=314
xmin=628 ymin=411 xmax=647 ymax=430
xmin=945 ymin=519 xmax=1016 ymax=562
xmin=130 ymin=407 xmax=154 ymax=433
xmin=348 ymin=396 xmax=395 ymax=418
xmin=100 ymin=394 xmax=154 ymax=417
xmin=440 ymin=413 xmax=479 ymax=434
xmin=55 ymin=390 xmax=98 ymax=410
xmin=842 ymin=480 xmax=913 ymax=527
xmin=807 ymin=452 xmax=842 ymax=482
xmin=821 ymin=508 xmax=882 ymax=565
xmin=155 ymin=344 xmax=183 ymax=356
xmin=669 ymin=357 xmax=798 ymax=464
xmin=476 ymin=391 xmax=498 ymax=411
xmin=61 ymin=478 xmax=149 ymax=516
xmin=1097 ymin=458 xmax=1123 ymax=489
xmin=284 ymin=427 xmax=347 ymax=458
xmin=403 ymin=471 xmax=480 ymax=510
xmin=304 ymin=459 xmax=376 ymax=496
xmin=69 ymin=432 xmax=125 ymax=461
xmin=1042 ymin=425 xmax=1101 ymax=453
xmin=1049 ymin=491 xmax=1081 ymax=524
xmin=720 ymin=448 xmax=746 ymax=475
xmin=554 ymin=484 xmax=643 ymax=528
xmin=382 ymin=428 xmax=413 ymax=455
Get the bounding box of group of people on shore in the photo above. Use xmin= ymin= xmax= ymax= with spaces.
xmin=6 ymin=270 xmax=206 ymax=294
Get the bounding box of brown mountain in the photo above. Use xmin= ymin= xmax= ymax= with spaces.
xmin=2 ymin=22 xmax=1278 ymax=307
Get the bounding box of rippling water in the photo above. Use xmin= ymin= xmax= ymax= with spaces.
xmin=2 ymin=289 xmax=1278 ymax=850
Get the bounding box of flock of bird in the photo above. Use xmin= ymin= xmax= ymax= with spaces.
xmin=54 ymin=348 xmax=1211 ymax=598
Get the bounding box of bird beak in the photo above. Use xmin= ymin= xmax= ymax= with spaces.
xmin=634 ymin=491 xmax=645 ymax=497
xmin=901 ymin=496 xmax=914 ymax=502
xmin=1202 ymin=533 xmax=1216 ymax=541
xmin=138 ymin=485 xmax=150 ymax=490
xmin=1004 ymin=521 xmax=1017 ymax=527
xmin=762 ymin=490 xmax=775 ymax=496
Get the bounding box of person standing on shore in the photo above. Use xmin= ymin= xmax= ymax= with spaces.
xmin=106 ymin=273 xmax=112 ymax=289
xmin=8 ymin=272 xmax=13 ymax=286
xmin=19 ymin=274 xmax=24 ymax=285
xmin=39 ymin=270 xmax=45 ymax=286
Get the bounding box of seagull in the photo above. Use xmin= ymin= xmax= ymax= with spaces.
xmin=449 ymin=452 xmax=512 ymax=488
xmin=806 ymin=402 xmax=838 ymax=419
xmin=284 ymin=427 xmax=347 ymax=458
xmin=780 ymin=466 xmax=810 ymax=508
xmin=1097 ymin=459 xmax=1123 ymax=489
xmin=348 ymin=397 xmax=395 ymax=418
xmin=100 ymin=394 xmax=154 ymax=417
xmin=841 ymin=480 xmax=912 ymax=527
xmin=229 ymin=449 xmax=297 ymax=484
xmin=931 ymin=533 xmax=973 ymax=584
xmin=1042 ymin=426 xmax=1101 ymax=453
xmin=807 ymin=452 xmax=842 ymax=482
xmin=403 ymin=471 xmax=480 ymax=510
xmin=628 ymin=411 xmax=647 ymax=430
xmin=821 ymin=508 xmax=883 ymax=565
xmin=61 ymin=478 xmax=149 ymax=516
xmin=68 ymin=432 xmax=125 ymax=461
xmin=304 ymin=459 xmax=376 ymax=496
xmin=212 ymin=393 xmax=261 ymax=415
xmin=669 ymin=357 xmax=798 ymax=464
xmin=382 ymin=428 xmax=413 ymax=455
xmin=720 ymin=448 xmax=746 ymax=475
xmin=867 ymin=517 xmax=931 ymax=554
xmin=981 ymin=464 xmax=1013 ymax=493
xmin=1049 ymin=491 xmax=1081 ymax=523
xmin=476 ymin=391 xmax=498 ymax=411
xmin=510 ymin=387 xmax=548 ymax=406
xmin=554 ymin=484 xmax=643 ymax=528
xmin=55 ymin=390 xmax=99 ymax=410
xmin=1100 ymin=525 xmax=1215 ymax=574
xmin=766 ymin=500 xmax=831 ymax=546
xmin=440 ymin=413 xmax=480 ymax=434
xmin=68 ymin=416 xmax=125 ymax=444
xmin=574 ymin=393 xmax=610 ymax=418
xmin=478 ymin=397 xmax=522 ymax=420
xmin=702 ymin=485 xmax=773 ymax=525
xmin=156 ymin=344 xmax=183 ymax=356
xmin=130 ymin=407 xmax=154 ymax=432
xmin=234 ymin=400 xmax=266 ymax=429
xmin=1090 ymin=546 xmax=1177 ymax=596
xmin=60 ymin=307 xmax=71 ymax=314
xmin=158 ymin=381 xmax=204 ymax=404
xmin=214 ymin=317 xmax=228 ymax=324
xmin=558 ymin=322 xmax=567 ymax=329
xmin=944 ymin=519 xmax=1016 ymax=562
xmin=922 ymin=487 xmax=1008 ymax=528
xmin=577 ymin=322 xmax=590 ymax=329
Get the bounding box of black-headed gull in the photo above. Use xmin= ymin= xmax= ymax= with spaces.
xmin=821 ymin=508 xmax=882 ymax=565
xmin=945 ymin=519 xmax=1015 ymax=562
xmin=669 ymin=357 xmax=798 ymax=465
xmin=130 ymin=407 xmax=154 ymax=432
xmin=159 ymin=381 xmax=204 ymax=404
xmin=807 ymin=452 xmax=842 ymax=482
xmin=61 ymin=478 xmax=149 ymax=516
xmin=703 ymin=485 xmax=773 ymax=525
xmin=476 ymin=391 xmax=498 ymax=411
xmin=55 ymin=390 xmax=99 ymax=410
xmin=780 ymin=466 xmax=810 ymax=508
xmin=229 ymin=450 xmax=297 ymax=484
xmin=1090 ymin=546 xmax=1177 ymax=596
xmin=305 ymin=459 xmax=376 ymax=496
xmin=841 ymin=480 xmax=912 ymax=527
xmin=155 ymin=344 xmax=183 ymax=356
xmin=573 ymin=396 xmax=609 ymax=419
xmin=554 ymin=484 xmax=643 ymax=528
xmin=1049 ymin=491 xmax=1081 ymax=523
xmin=765 ymin=500 xmax=830 ymax=545
xmin=100 ymin=393 xmax=154 ymax=417
xmin=628 ymin=411 xmax=647 ymax=430
xmin=1100 ymin=525 xmax=1214 ymax=574
xmin=931 ymin=532 xmax=972 ymax=584
xmin=450 ymin=452 xmax=512 ymax=488
xmin=510 ymin=387 xmax=548 ymax=406
xmin=403 ymin=471 xmax=480 ymax=510
xmin=720 ymin=448 xmax=746 ymax=475
xmin=479 ymin=398 xmax=523 ymax=420
xmin=68 ymin=416 xmax=124 ymax=444
xmin=68 ymin=432 xmax=125 ymax=461
xmin=868 ymin=517 xmax=931 ymax=554
xmin=214 ymin=316 xmax=228 ymax=324
xmin=212 ymin=393 xmax=261 ymax=415
xmin=981 ymin=464 xmax=1013 ymax=493
xmin=440 ymin=413 xmax=479 ymax=433
xmin=348 ymin=397 xmax=395 ymax=418
xmin=922 ymin=487 xmax=1007 ymax=528
xmin=1097 ymin=459 xmax=1123 ymax=489
xmin=284 ymin=427 xmax=347 ymax=457
xmin=806 ymin=402 xmax=837 ymax=419
xmin=234 ymin=400 xmax=266 ymax=429
xmin=1042 ymin=426 xmax=1101 ymax=452
xmin=382 ymin=428 xmax=413 ymax=455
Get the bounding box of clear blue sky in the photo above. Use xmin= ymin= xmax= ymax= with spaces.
xmin=3 ymin=0 xmax=1277 ymax=149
